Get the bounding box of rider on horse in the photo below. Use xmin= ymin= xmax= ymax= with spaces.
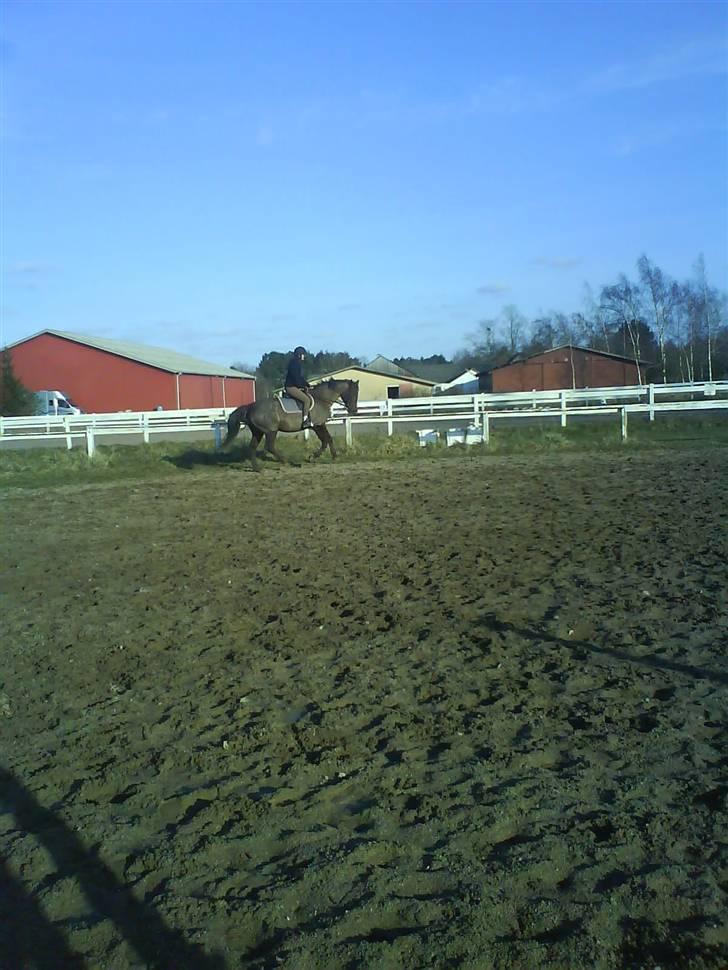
xmin=284 ymin=346 xmax=314 ymax=428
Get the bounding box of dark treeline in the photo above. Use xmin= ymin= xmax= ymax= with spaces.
xmin=232 ymin=350 xmax=363 ymax=397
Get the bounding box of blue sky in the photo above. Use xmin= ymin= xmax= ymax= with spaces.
xmin=2 ymin=0 xmax=726 ymax=367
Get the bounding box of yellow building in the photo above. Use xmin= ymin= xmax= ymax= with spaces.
xmin=311 ymin=365 xmax=436 ymax=401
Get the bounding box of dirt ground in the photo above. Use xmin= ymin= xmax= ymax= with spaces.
xmin=1 ymin=447 xmax=726 ymax=969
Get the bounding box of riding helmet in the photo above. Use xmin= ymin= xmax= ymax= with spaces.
xmin=294 ymin=346 xmax=307 ymax=356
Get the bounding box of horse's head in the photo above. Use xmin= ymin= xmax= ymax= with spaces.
xmin=340 ymin=379 xmax=359 ymax=415
xmin=313 ymin=379 xmax=359 ymax=414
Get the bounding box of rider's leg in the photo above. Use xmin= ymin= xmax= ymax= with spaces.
xmin=285 ymin=386 xmax=311 ymax=427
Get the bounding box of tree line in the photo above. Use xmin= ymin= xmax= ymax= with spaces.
xmin=453 ymin=253 xmax=726 ymax=383
xmin=2 ymin=252 xmax=725 ymax=416
xmin=235 ymin=253 xmax=726 ymax=388
xmin=232 ymin=349 xmax=364 ymax=397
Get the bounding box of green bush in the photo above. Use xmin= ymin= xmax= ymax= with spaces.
xmin=0 ymin=351 xmax=36 ymax=416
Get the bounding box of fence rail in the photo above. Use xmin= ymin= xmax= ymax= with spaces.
xmin=1 ymin=381 xmax=726 ymax=455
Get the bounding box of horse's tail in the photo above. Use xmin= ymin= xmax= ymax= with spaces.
xmin=222 ymin=405 xmax=250 ymax=448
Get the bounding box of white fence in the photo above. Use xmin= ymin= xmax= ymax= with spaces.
xmin=1 ymin=381 xmax=726 ymax=455
xmin=0 ymin=407 xmax=231 ymax=455
xmin=327 ymin=380 xmax=728 ymax=444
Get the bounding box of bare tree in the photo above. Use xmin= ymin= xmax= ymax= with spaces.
xmin=552 ymin=311 xmax=582 ymax=347
xmin=601 ymin=275 xmax=645 ymax=384
xmin=581 ymin=283 xmax=612 ymax=352
xmin=693 ymin=254 xmax=718 ymax=382
xmin=501 ymin=304 xmax=526 ymax=354
xmin=637 ymin=254 xmax=674 ymax=383
xmin=671 ymin=281 xmax=695 ymax=381
xmin=528 ymin=315 xmax=558 ymax=352
xmin=466 ymin=318 xmax=499 ymax=357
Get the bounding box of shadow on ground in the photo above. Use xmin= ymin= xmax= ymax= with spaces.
xmin=477 ymin=614 xmax=728 ymax=687
xmin=165 ymin=446 xmax=306 ymax=472
xmin=164 ymin=447 xmax=249 ymax=471
xmin=0 ymin=766 xmax=225 ymax=970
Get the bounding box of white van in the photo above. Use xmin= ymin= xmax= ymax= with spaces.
xmin=34 ymin=390 xmax=83 ymax=416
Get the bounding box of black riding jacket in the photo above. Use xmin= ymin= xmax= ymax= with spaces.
xmin=285 ymin=357 xmax=307 ymax=389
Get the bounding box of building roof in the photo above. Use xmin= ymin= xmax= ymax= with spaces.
xmin=8 ymin=329 xmax=255 ymax=378
xmin=364 ymin=355 xmax=416 ymax=378
xmin=406 ymin=362 xmax=477 ymax=384
xmin=309 ymin=364 xmax=435 ymax=386
xmin=490 ymin=344 xmax=647 ymax=370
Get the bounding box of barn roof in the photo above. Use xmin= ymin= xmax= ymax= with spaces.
xmin=364 ymin=355 xmax=417 ymax=378
xmin=9 ymin=329 xmax=255 ymax=378
xmin=489 ymin=344 xmax=647 ymax=370
xmin=309 ymin=364 xmax=436 ymax=385
xmin=406 ymin=362 xmax=476 ymax=384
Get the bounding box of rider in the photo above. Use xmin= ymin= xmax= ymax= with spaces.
xmin=284 ymin=346 xmax=314 ymax=428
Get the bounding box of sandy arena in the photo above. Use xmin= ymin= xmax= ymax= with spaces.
xmin=1 ymin=447 xmax=726 ymax=969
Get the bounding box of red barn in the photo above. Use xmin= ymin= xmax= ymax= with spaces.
xmin=7 ymin=329 xmax=255 ymax=412
xmin=490 ymin=345 xmax=649 ymax=393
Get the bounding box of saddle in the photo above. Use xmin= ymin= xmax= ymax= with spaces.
xmin=278 ymin=392 xmax=314 ymax=415
xmin=278 ymin=392 xmax=314 ymax=428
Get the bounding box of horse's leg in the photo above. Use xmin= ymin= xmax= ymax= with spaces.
xmin=265 ymin=430 xmax=296 ymax=466
xmin=309 ymin=426 xmax=329 ymax=461
xmin=248 ymin=428 xmax=264 ymax=471
xmin=318 ymin=425 xmax=337 ymax=461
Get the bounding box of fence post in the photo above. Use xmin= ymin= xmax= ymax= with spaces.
xmin=85 ymin=427 xmax=96 ymax=457
xmin=213 ymin=422 xmax=223 ymax=449
xmin=620 ymin=407 xmax=628 ymax=441
xmin=143 ymin=413 xmax=150 ymax=443
xmin=64 ymin=417 xmax=72 ymax=450
xmin=387 ymin=399 xmax=393 ymax=436
xmin=483 ymin=411 xmax=490 ymax=444
xmin=560 ymin=390 xmax=567 ymax=428
xmin=345 ymin=416 xmax=352 ymax=446
xmin=648 ymin=383 xmax=655 ymax=422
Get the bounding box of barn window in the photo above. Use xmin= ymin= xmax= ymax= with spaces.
xmin=387 ymin=385 xmax=400 ymax=399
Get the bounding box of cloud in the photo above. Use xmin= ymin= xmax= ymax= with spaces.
xmin=6 ymin=262 xmax=52 ymax=276
xmin=477 ymin=282 xmax=510 ymax=296
xmin=460 ymin=76 xmax=558 ymax=116
xmin=531 ymin=258 xmax=580 ymax=270
xmin=258 ymin=35 xmax=726 ymax=139
xmin=4 ymin=262 xmax=53 ymax=291
xmin=609 ymin=118 xmax=721 ymax=157
xmin=585 ymin=37 xmax=728 ymax=95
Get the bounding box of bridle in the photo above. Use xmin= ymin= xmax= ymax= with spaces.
xmin=339 ymin=382 xmax=357 ymax=415
xmin=309 ymin=380 xmax=356 ymax=415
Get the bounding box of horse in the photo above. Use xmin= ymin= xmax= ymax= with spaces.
xmin=222 ymin=379 xmax=359 ymax=470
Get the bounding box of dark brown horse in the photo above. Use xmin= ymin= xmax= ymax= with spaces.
xmin=223 ymin=379 xmax=359 ymax=470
